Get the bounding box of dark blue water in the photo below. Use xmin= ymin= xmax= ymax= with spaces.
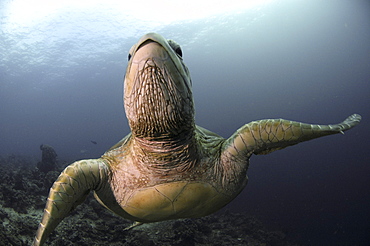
xmin=1 ymin=0 xmax=369 ymax=245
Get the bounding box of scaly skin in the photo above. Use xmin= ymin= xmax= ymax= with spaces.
xmin=33 ymin=33 xmax=361 ymax=245
xmin=33 ymin=159 xmax=110 ymax=246
xmin=224 ymin=114 xmax=362 ymax=157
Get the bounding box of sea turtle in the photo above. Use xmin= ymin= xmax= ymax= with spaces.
xmin=33 ymin=33 xmax=361 ymax=245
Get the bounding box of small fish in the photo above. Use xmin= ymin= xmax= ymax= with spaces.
xmin=91 ymin=140 xmax=97 ymax=145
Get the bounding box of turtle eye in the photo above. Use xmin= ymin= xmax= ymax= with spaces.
xmin=128 ymin=53 xmax=132 ymax=61
xmin=175 ymin=47 xmax=182 ymax=57
xmin=167 ymin=39 xmax=182 ymax=58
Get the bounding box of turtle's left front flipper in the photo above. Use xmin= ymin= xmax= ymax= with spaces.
xmin=33 ymin=159 xmax=110 ymax=246
xmin=224 ymin=114 xmax=361 ymax=157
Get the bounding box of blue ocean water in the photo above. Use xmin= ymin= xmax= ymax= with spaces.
xmin=1 ymin=0 xmax=369 ymax=244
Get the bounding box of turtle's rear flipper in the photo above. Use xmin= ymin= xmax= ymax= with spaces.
xmin=33 ymin=159 xmax=109 ymax=246
xmin=124 ymin=221 xmax=144 ymax=231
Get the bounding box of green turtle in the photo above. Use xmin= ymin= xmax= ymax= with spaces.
xmin=33 ymin=33 xmax=361 ymax=245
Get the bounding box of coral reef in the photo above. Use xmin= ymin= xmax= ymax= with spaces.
xmin=37 ymin=144 xmax=58 ymax=173
xmin=0 ymin=155 xmax=300 ymax=245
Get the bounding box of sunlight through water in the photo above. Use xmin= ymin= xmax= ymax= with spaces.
xmin=4 ymin=0 xmax=273 ymax=28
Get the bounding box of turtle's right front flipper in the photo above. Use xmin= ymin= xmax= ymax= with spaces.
xmin=33 ymin=159 xmax=110 ymax=246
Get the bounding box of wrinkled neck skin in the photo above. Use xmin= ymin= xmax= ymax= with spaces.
xmin=123 ymin=34 xmax=196 ymax=169
xmin=125 ymin=58 xmax=194 ymax=140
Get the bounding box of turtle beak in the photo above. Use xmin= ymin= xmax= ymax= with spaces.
xmin=124 ymin=33 xmax=192 ymax=100
xmin=123 ymin=33 xmax=194 ymax=138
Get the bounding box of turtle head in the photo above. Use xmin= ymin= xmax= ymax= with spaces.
xmin=124 ymin=33 xmax=194 ymax=139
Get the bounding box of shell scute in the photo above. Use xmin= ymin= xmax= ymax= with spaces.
xmin=123 ymin=181 xmax=230 ymax=221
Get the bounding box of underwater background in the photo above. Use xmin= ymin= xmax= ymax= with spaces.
xmin=0 ymin=0 xmax=369 ymax=245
